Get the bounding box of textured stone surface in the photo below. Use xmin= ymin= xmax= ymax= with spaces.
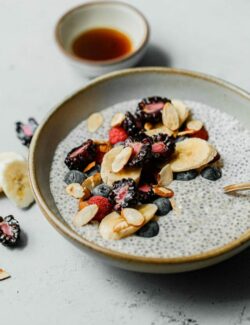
xmin=1 ymin=0 xmax=250 ymax=324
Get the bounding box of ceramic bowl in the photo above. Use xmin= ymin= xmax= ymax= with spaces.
xmin=29 ymin=67 xmax=250 ymax=273
xmin=55 ymin=1 xmax=149 ymax=77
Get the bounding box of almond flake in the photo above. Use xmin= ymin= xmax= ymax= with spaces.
xmin=162 ymin=103 xmax=180 ymax=131
xmin=144 ymin=122 xmax=153 ymax=130
xmin=112 ymin=147 xmax=133 ymax=173
xmin=157 ymin=164 xmax=173 ymax=187
xmin=84 ymin=161 xmax=96 ymax=172
xmin=0 ymin=268 xmax=10 ymax=281
xmin=113 ymin=220 xmax=129 ymax=232
xmin=186 ymin=120 xmax=203 ymax=131
xmin=99 ymin=144 xmax=110 ymax=153
xmin=111 ymin=112 xmax=125 ymax=127
xmin=88 ymin=113 xmax=103 ymax=132
xmin=169 ymin=198 xmax=181 ymax=215
xmin=121 ymin=208 xmax=144 ymax=226
xmin=82 ymin=173 xmax=102 ymax=191
xmin=153 ymin=186 xmax=174 ymax=198
xmin=66 ymin=183 xmax=84 ymax=199
xmin=93 ymin=139 xmax=109 ymax=145
xmin=172 ymin=100 xmax=189 ymax=125
xmin=73 ymin=204 xmax=98 ymax=227
xmin=177 ymin=130 xmax=195 ymax=136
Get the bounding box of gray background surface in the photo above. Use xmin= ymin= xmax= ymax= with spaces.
xmin=1 ymin=1 xmax=250 ymax=324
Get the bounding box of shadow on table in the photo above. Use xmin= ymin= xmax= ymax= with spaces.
xmin=137 ymin=44 xmax=172 ymax=67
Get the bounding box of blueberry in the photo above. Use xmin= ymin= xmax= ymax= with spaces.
xmin=92 ymin=184 xmax=112 ymax=198
xmin=88 ymin=164 xmax=101 ymax=176
xmin=64 ymin=170 xmax=87 ymax=184
xmin=136 ymin=221 xmax=159 ymax=238
xmin=175 ymin=136 xmax=187 ymax=143
xmin=153 ymin=198 xmax=172 ymax=216
xmin=174 ymin=170 xmax=198 ymax=181
xmin=201 ymin=166 xmax=222 ymax=181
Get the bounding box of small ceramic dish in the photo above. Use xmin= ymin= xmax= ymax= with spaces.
xmin=29 ymin=67 xmax=250 ymax=273
xmin=55 ymin=1 xmax=149 ymax=77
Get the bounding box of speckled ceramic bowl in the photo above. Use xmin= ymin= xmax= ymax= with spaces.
xmin=29 ymin=67 xmax=250 ymax=273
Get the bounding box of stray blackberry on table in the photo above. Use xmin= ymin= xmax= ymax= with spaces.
xmin=0 ymin=215 xmax=20 ymax=247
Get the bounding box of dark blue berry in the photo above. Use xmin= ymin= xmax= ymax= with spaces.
xmin=92 ymin=184 xmax=112 ymax=198
xmin=201 ymin=166 xmax=222 ymax=181
xmin=64 ymin=170 xmax=87 ymax=184
xmin=174 ymin=170 xmax=198 ymax=181
xmin=153 ymin=198 xmax=172 ymax=216
xmin=136 ymin=221 xmax=159 ymax=238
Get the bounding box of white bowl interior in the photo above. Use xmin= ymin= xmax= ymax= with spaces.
xmin=58 ymin=2 xmax=147 ymax=54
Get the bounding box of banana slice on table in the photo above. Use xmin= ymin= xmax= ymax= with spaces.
xmin=0 ymin=152 xmax=25 ymax=192
xmin=101 ymin=146 xmax=141 ymax=186
xmin=170 ymin=138 xmax=217 ymax=172
xmin=1 ymin=160 xmax=34 ymax=208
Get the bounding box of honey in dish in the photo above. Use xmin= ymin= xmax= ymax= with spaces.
xmin=72 ymin=27 xmax=132 ymax=61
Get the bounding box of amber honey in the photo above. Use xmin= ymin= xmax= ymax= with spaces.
xmin=72 ymin=27 xmax=132 ymax=61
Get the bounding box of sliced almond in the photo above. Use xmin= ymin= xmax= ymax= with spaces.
xmin=144 ymin=122 xmax=153 ymax=130
xmin=88 ymin=113 xmax=103 ymax=132
xmin=93 ymin=139 xmax=109 ymax=145
xmin=169 ymin=198 xmax=181 ymax=215
xmin=99 ymin=212 xmax=125 ymax=240
xmin=79 ymin=199 xmax=89 ymax=210
xmin=82 ymin=173 xmax=102 ymax=191
xmin=113 ymin=220 xmax=129 ymax=232
xmin=101 ymin=146 xmax=141 ymax=186
xmin=66 ymin=183 xmax=84 ymax=199
xmin=99 ymin=144 xmax=111 ymax=153
xmin=172 ymin=100 xmax=189 ymax=125
xmin=111 ymin=112 xmax=125 ymax=127
xmin=157 ymin=163 xmax=173 ymax=187
xmin=0 ymin=268 xmax=10 ymax=281
xmin=112 ymin=147 xmax=132 ymax=173
xmin=153 ymin=186 xmax=174 ymax=198
xmin=162 ymin=103 xmax=180 ymax=131
xmin=170 ymin=138 xmax=217 ymax=172
xmin=145 ymin=126 xmax=173 ymax=137
xmin=136 ymin=204 xmax=158 ymax=223
xmin=177 ymin=130 xmax=195 ymax=136
xmin=84 ymin=161 xmax=96 ymax=172
xmin=186 ymin=120 xmax=203 ymax=131
xmin=82 ymin=187 xmax=91 ymax=200
xmin=121 ymin=208 xmax=144 ymax=226
xmin=73 ymin=204 xmax=98 ymax=227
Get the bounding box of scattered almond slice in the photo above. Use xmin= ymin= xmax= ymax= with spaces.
xmin=144 ymin=122 xmax=153 ymax=130
xmin=66 ymin=183 xmax=85 ymax=199
xmin=113 ymin=220 xmax=129 ymax=232
xmin=169 ymin=198 xmax=181 ymax=215
xmin=112 ymin=147 xmax=132 ymax=173
xmin=111 ymin=112 xmax=125 ymax=127
xmin=0 ymin=268 xmax=10 ymax=281
xmin=121 ymin=208 xmax=144 ymax=226
xmin=170 ymin=138 xmax=217 ymax=172
xmin=162 ymin=103 xmax=180 ymax=131
xmin=88 ymin=113 xmax=103 ymax=132
xmin=153 ymin=187 xmax=174 ymax=198
xmin=82 ymin=173 xmax=102 ymax=191
xmin=145 ymin=126 xmax=173 ymax=137
xmin=172 ymin=100 xmax=189 ymax=125
xmin=73 ymin=204 xmax=98 ymax=227
xmin=84 ymin=161 xmax=96 ymax=172
xmin=186 ymin=119 xmax=203 ymax=131
xmin=157 ymin=163 xmax=173 ymax=187
xmin=101 ymin=146 xmax=141 ymax=186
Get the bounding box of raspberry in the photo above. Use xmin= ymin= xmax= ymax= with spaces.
xmin=189 ymin=127 xmax=209 ymax=141
xmin=136 ymin=96 xmax=170 ymax=123
xmin=88 ymin=196 xmax=113 ymax=221
xmin=0 ymin=215 xmax=20 ymax=247
xmin=65 ymin=139 xmax=97 ymax=171
xmin=109 ymin=178 xmax=138 ymax=210
xmin=109 ymin=126 xmax=128 ymax=145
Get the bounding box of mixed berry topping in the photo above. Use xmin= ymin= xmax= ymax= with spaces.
xmin=125 ymin=137 xmax=151 ymax=167
xmin=136 ymin=96 xmax=170 ymax=123
xmin=122 ymin=111 xmax=143 ymax=136
xmin=15 ymin=117 xmax=38 ymax=147
xmin=109 ymin=178 xmax=138 ymax=210
xmin=150 ymin=133 xmax=175 ymax=162
xmin=0 ymin=215 xmax=20 ymax=247
xmin=65 ymin=139 xmax=97 ymax=170
xmin=109 ymin=126 xmax=128 ymax=145
xmin=88 ymin=196 xmax=113 ymax=221
xmin=138 ymin=184 xmax=155 ymax=203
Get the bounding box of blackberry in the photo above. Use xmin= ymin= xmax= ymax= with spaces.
xmin=122 ymin=112 xmax=143 ymax=136
xmin=109 ymin=178 xmax=138 ymax=210
xmin=150 ymin=133 xmax=175 ymax=162
xmin=15 ymin=117 xmax=38 ymax=147
xmin=0 ymin=215 xmax=20 ymax=247
xmin=138 ymin=184 xmax=155 ymax=203
xmin=65 ymin=139 xmax=97 ymax=171
xmin=125 ymin=137 xmax=151 ymax=167
xmin=136 ymin=96 xmax=170 ymax=123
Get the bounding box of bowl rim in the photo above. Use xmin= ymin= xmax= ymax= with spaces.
xmin=29 ymin=67 xmax=250 ymax=266
xmin=54 ymin=0 xmax=150 ymax=67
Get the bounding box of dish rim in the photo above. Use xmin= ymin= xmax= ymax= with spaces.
xmin=29 ymin=67 xmax=250 ymax=265
xmin=54 ymin=1 xmax=150 ymax=66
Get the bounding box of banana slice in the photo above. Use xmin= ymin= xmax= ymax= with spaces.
xmin=171 ymin=100 xmax=189 ymax=126
xmin=170 ymin=138 xmax=217 ymax=172
xmin=101 ymin=146 xmax=141 ymax=186
xmin=1 ymin=160 xmax=34 ymax=208
xmin=0 ymin=152 xmax=25 ymax=192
